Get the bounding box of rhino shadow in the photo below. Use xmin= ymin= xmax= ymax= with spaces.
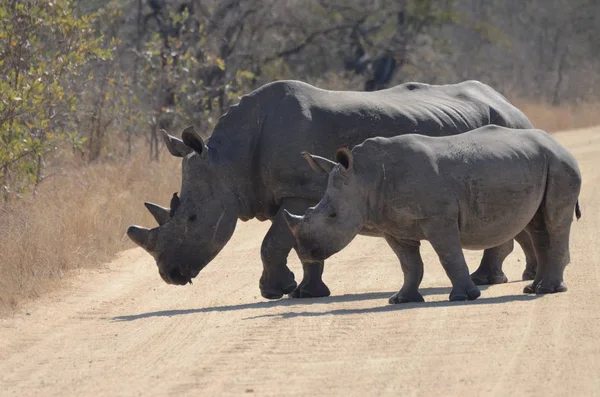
xmin=242 ymin=293 xmax=542 ymax=320
xmin=110 ymin=285 xmax=508 ymax=322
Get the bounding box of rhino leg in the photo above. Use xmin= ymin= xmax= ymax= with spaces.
xmin=421 ymin=219 xmax=481 ymax=302
xmin=289 ymin=261 xmax=331 ymax=298
xmin=471 ymin=231 xmax=538 ymax=284
xmin=274 ymin=198 xmax=331 ymax=299
xmin=385 ymin=236 xmax=425 ymax=304
xmin=523 ymin=210 xmax=571 ymax=294
xmin=259 ymin=202 xmax=303 ymax=299
xmin=516 ymin=231 xmax=538 ymax=281
xmin=470 ymin=241 xmax=512 ymax=285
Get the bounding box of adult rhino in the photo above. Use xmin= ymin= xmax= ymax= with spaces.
xmin=127 ymin=79 xmax=536 ymax=299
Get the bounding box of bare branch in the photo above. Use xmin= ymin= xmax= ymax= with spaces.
xmin=263 ymin=22 xmax=358 ymax=63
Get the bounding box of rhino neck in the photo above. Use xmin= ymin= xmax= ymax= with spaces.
xmin=208 ymin=95 xmax=267 ymax=221
xmin=208 ymin=144 xmax=258 ymax=221
xmin=361 ymin=163 xmax=386 ymax=228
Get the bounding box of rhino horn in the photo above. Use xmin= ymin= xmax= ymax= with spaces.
xmin=162 ymin=129 xmax=192 ymax=158
xmin=282 ymin=210 xmax=304 ymax=236
xmin=144 ymin=202 xmax=170 ymax=226
xmin=301 ymin=152 xmax=337 ymax=174
xmin=127 ymin=225 xmax=154 ymax=251
xmin=181 ymin=125 xmax=208 ymax=158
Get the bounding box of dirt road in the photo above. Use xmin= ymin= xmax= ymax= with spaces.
xmin=1 ymin=127 xmax=599 ymax=397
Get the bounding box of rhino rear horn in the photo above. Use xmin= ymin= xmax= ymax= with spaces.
xmin=162 ymin=129 xmax=192 ymax=158
xmin=282 ymin=210 xmax=304 ymax=236
xmin=182 ymin=125 xmax=208 ymax=158
xmin=301 ymin=152 xmax=337 ymax=174
xmin=144 ymin=202 xmax=170 ymax=226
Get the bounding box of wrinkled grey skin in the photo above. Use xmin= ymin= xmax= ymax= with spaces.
xmin=284 ymin=126 xmax=582 ymax=303
xmin=127 ymin=79 xmax=536 ymax=297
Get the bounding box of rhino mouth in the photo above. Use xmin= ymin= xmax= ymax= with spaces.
xmin=160 ymin=267 xmax=192 ymax=285
xmin=157 ymin=255 xmax=194 ymax=285
xmin=156 ymin=246 xmax=219 ymax=286
xmin=158 ymin=255 xmax=209 ymax=286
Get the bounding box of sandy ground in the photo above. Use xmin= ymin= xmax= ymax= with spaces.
xmin=1 ymin=127 xmax=599 ymax=397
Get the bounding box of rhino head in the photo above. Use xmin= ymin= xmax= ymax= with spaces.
xmin=283 ymin=148 xmax=366 ymax=261
xmin=127 ymin=126 xmax=239 ymax=285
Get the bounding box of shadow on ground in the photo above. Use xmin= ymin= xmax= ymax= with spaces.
xmin=111 ymin=283 xmax=539 ymax=322
xmin=243 ymin=294 xmax=541 ymax=320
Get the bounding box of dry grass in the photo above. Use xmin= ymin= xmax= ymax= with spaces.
xmin=510 ymin=99 xmax=600 ymax=132
xmin=1 ymin=98 xmax=599 ymax=315
xmin=0 ymin=152 xmax=181 ymax=314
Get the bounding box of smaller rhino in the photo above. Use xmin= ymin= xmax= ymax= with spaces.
xmin=283 ymin=125 xmax=581 ymax=303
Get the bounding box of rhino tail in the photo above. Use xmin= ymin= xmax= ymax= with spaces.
xmin=575 ymin=200 xmax=581 ymax=220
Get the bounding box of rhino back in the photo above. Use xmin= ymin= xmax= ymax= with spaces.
xmin=208 ymin=80 xmax=532 ymax=219
xmin=353 ymin=126 xmax=573 ymax=248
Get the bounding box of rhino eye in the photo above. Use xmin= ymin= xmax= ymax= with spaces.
xmin=188 ymin=214 xmax=197 ymax=222
xmin=328 ymin=211 xmax=337 ymax=219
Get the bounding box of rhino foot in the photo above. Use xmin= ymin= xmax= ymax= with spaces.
xmin=449 ymin=285 xmax=481 ymax=302
xmin=524 ymin=279 xmax=567 ymax=294
xmin=259 ymin=269 xmax=297 ymax=300
xmin=289 ymin=280 xmax=331 ymax=299
xmin=388 ymin=290 xmax=424 ymax=304
xmin=470 ymin=269 xmax=508 ymax=285
xmin=523 ymin=281 xmax=536 ymax=294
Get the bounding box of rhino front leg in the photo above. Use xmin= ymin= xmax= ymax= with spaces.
xmin=421 ymin=219 xmax=481 ymax=302
xmin=288 ymin=261 xmax=331 ymax=298
xmin=283 ymin=198 xmax=330 ymax=299
xmin=385 ymin=236 xmax=425 ymax=304
xmin=259 ymin=202 xmax=302 ymax=299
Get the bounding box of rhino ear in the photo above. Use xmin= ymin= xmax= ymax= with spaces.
xmin=282 ymin=209 xmax=304 ymax=236
xmin=301 ymin=152 xmax=337 ymax=174
xmin=334 ymin=147 xmax=353 ymax=171
xmin=181 ymin=125 xmax=208 ymax=158
xmin=144 ymin=202 xmax=170 ymax=226
xmin=162 ymin=129 xmax=192 ymax=158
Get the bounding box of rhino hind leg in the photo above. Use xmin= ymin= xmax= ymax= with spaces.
xmin=523 ymin=228 xmax=570 ymax=294
xmin=470 ymin=241 xmax=512 ymax=285
xmin=516 ymin=231 xmax=538 ymax=281
xmin=289 ymin=261 xmax=331 ymax=299
xmin=471 ymin=231 xmax=538 ymax=284
xmin=385 ymin=236 xmax=425 ymax=304
xmin=523 ymin=209 xmax=572 ymax=294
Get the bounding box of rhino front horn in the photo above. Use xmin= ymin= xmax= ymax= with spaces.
xmin=127 ymin=225 xmax=152 ymax=251
xmin=282 ymin=210 xmax=304 ymax=236
xmin=144 ymin=202 xmax=170 ymax=226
